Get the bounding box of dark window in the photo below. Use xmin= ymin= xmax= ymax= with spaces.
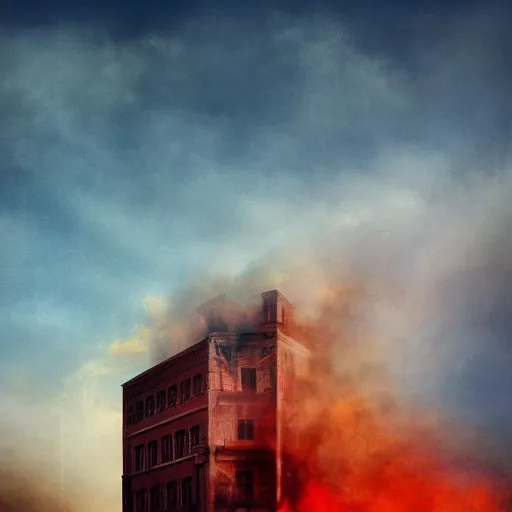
xmin=145 ymin=395 xmax=155 ymax=417
xmin=127 ymin=406 xmax=134 ymax=425
xmin=156 ymin=390 xmax=166 ymax=412
xmin=190 ymin=425 xmax=201 ymax=447
xmin=263 ymin=299 xmax=270 ymax=322
xmin=220 ymin=345 xmax=232 ymax=362
xmin=181 ymin=379 xmax=191 ymax=401
xmin=192 ymin=374 xmax=203 ymax=395
xmin=159 ymin=485 xmax=166 ymax=511
xmin=181 ymin=477 xmax=193 ymax=508
xmin=147 ymin=440 xmax=158 ymax=468
xmin=135 ymin=489 xmax=146 ymax=512
xmin=166 ymin=481 xmax=178 ymax=509
xmin=237 ymin=420 xmax=254 ymax=440
xmin=168 ymin=385 xmax=177 ymax=407
xmin=134 ymin=445 xmax=144 ymax=472
xmin=150 ymin=486 xmax=159 ymax=512
xmin=135 ymin=401 xmax=144 ymax=422
xmin=235 ymin=470 xmax=254 ymax=501
xmin=161 ymin=435 xmax=172 ymax=463
xmin=241 ymin=368 xmax=257 ymax=390
xmin=175 ymin=430 xmax=188 ymax=458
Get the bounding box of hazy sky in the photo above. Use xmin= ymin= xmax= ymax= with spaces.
xmin=1 ymin=1 xmax=511 ymax=509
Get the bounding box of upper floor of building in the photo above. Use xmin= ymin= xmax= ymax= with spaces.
xmin=122 ymin=290 xmax=311 ymax=438
xmin=123 ymin=338 xmax=208 ymax=438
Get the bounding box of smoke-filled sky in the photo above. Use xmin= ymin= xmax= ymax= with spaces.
xmin=1 ymin=0 xmax=511 ymax=509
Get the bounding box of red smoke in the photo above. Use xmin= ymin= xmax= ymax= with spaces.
xmin=278 ymin=285 xmax=510 ymax=512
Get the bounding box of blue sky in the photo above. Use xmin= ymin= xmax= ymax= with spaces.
xmin=1 ymin=1 xmax=511 ymax=507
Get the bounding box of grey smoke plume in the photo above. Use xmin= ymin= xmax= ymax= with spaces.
xmin=151 ymin=169 xmax=512 ymax=470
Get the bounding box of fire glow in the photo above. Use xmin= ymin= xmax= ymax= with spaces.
xmin=278 ymin=394 xmax=505 ymax=511
xmin=278 ymin=286 xmax=509 ymax=512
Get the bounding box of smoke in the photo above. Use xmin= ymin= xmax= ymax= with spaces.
xmin=153 ymin=167 xmax=512 ymax=418
xmin=0 ymin=458 xmax=73 ymax=512
xmin=148 ymin=171 xmax=512 ymax=508
xmin=0 ymin=375 xmax=123 ymax=512
xmin=277 ymin=285 xmax=512 ymax=511
xmin=149 ymin=168 xmax=512 ymax=486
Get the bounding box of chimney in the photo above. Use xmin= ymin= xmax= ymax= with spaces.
xmin=196 ymin=294 xmax=247 ymax=333
xmin=260 ymin=290 xmax=295 ymax=326
xmin=196 ymin=294 xmax=229 ymax=333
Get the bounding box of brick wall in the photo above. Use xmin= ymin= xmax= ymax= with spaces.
xmin=122 ymin=340 xmax=210 ymax=512
xmin=208 ymin=331 xmax=277 ymax=512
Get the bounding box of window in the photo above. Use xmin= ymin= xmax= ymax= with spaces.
xmin=135 ymin=401 xmax=144 ymax=422
xmin=147 ymin=440 xmax=158 ymax=468
xmin=190 ymin=425 xmax=201 ymax=447
xmin=127 ymin=406 xmax=134 ymax=425
xmin=150 ymin=486 xmax=160 ymax=512
xmin=220 ymin=345 xmax=232 ymax=362
xmin=134 ymin=489 xmax=146 ymax=512
xmin=192 ymin=374 xmax=203 ymax=395
xmin=166 ymin=481 xmax=178 ymax=509
xmin=156 ymin=390 xmax=166 ymax=412
xmin=134 ymin=445 xmax=145 ymax=472
xmin=235 ymin=471 xmax=254 ymax=501
xmin=263 ymin=299 xmax=270 ymax=322
xmin=181 ymin=379 xmax=191 ymax=401
xmin=175 ymin=430 xmax=188 ymax=459
xmin=159 ymin=485 xmax=166 ymax=511
xmin=181 ymin=477 xmax=193 ymax=508
xmin=145 ymin=395 xmax=155 ymax=417
xmin=168 ymin=385 xmax=177 ymax=407
xmin=161 ymin=435 xmax=172 ymax=463
xmin=241 ymin=368 xmax=257 ymax=391
xmin=237 ymin=420 xmax=254 ymax=440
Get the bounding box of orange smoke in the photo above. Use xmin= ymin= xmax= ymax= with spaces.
xmin=278 ymin=285 xmax=509 ymax=512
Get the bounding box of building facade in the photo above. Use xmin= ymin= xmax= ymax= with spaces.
xmin=122 ymin=290 xmax=310 ymax=512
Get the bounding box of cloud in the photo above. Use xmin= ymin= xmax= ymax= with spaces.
xmin=144 ymin=295 xmax=169 ymax=320
xmin=108 ymin=326 xmax=151 ymax=356
xmin=0 ymin=293 xmax=156 ymax=511
xmin=104 ymin=295 xmax=174 ymax=360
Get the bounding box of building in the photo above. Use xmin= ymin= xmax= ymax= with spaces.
xmin=122 ymin=290 xmax=311 ymax=512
